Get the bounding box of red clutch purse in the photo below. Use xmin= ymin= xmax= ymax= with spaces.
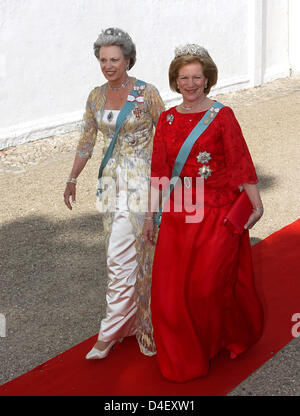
xmin=223 ymin=191 xmax=253 ymax=234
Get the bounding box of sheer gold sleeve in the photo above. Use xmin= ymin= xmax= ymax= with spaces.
xmin=144 ymin=84 xmax=165 ymax=126
xmin=76 ymin=88 xmax=99 ymax=159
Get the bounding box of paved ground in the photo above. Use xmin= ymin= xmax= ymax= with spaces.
xmin=0 ymin=75 xmax=299 ymax=395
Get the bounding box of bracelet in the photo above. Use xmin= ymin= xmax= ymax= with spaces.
xmin=66 ymin=177 xmax=77 ymax=185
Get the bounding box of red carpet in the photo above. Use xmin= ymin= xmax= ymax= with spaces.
xmin=0 ymin=219 xmax=299 ymax=396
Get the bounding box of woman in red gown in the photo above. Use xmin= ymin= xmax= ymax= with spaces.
xmin=143 ymin=44 xmax=264 ymax=382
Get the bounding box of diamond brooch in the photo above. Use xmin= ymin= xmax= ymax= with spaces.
xmin=166 ymin=114 xmax=174 ymax=125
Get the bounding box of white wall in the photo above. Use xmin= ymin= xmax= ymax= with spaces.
xmin=0 ymin=0 xmax=299 ymax=149
xmin=289 ymin=0 xmax=300 ymax=74
xmin=264 ymin=0 xmax=290 ymax=82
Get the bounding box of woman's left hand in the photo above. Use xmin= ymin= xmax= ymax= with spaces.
xmin=244 ymin=207 xmax=264 ymax=230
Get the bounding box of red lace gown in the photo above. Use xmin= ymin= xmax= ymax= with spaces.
xmin=150 ymin=105 xmax=264 ymax=383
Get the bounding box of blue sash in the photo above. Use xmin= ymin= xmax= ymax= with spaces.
xmin=154 ymin=101 xmax=224 ymax=226
xmin=96 ymin=79 xmax=146 ymax=199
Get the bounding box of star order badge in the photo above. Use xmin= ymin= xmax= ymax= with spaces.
xmin=196 ymin=151 xmax=211 ymax=164
xmin=198 ymin=165 xmax=212 ymax=179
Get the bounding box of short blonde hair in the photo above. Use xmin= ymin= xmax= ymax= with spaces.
xmin=169 ymin=53 xmax=218 ymax=94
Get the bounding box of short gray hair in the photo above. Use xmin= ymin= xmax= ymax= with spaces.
xmin=93 ymin=27 xmax=136 ymax=70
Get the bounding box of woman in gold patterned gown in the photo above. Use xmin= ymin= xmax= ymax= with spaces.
xmin=63 ymin=28 xmax=164 ymax=359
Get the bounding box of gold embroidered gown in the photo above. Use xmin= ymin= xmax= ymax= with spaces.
xmin=76 ymin=78 xmax=165 ymax=355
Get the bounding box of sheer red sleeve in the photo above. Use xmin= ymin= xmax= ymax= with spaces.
xmin=220 ymin=107 xmax=258 ymax=189
xmin=151 ymin=112 xmax=171 ymax=188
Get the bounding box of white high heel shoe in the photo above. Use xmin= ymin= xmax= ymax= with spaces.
xmin=85 ymin=338 xmax=123 ymax=360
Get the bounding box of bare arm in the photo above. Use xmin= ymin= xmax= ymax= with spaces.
xmin=142 ymin=184 xmax=162 ymax=246
xmin=69 ymin=155 xmax=89 ymax=179
xmin=63 ymin=156 xmax=89 ymax=210
xmin=243 ymin=183 xmax=264 ymax=229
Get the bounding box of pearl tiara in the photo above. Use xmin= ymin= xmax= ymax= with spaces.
xmin=174 ymin=44 xmax=209 ymax=58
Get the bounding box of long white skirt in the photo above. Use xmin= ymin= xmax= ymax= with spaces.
xmin=98 ymin=167 xmax=138 ymax=342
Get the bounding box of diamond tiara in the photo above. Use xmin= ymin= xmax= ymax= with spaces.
xmin=100 ymin=27 xmax=132 ymax=42
xmin=174 ymin=44 xmax=209 ymax=58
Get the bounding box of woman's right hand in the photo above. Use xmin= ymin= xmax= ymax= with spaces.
xmin=64 ymin=183 xmax=76 ymax=210
xmin=142 ymin=218 xmax=155 ymax=246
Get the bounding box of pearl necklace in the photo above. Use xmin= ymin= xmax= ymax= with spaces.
xmin=181 ymin=95 xmax=207 ymax=111
xmin=108 ymin=76 xmax=129 ymax=90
